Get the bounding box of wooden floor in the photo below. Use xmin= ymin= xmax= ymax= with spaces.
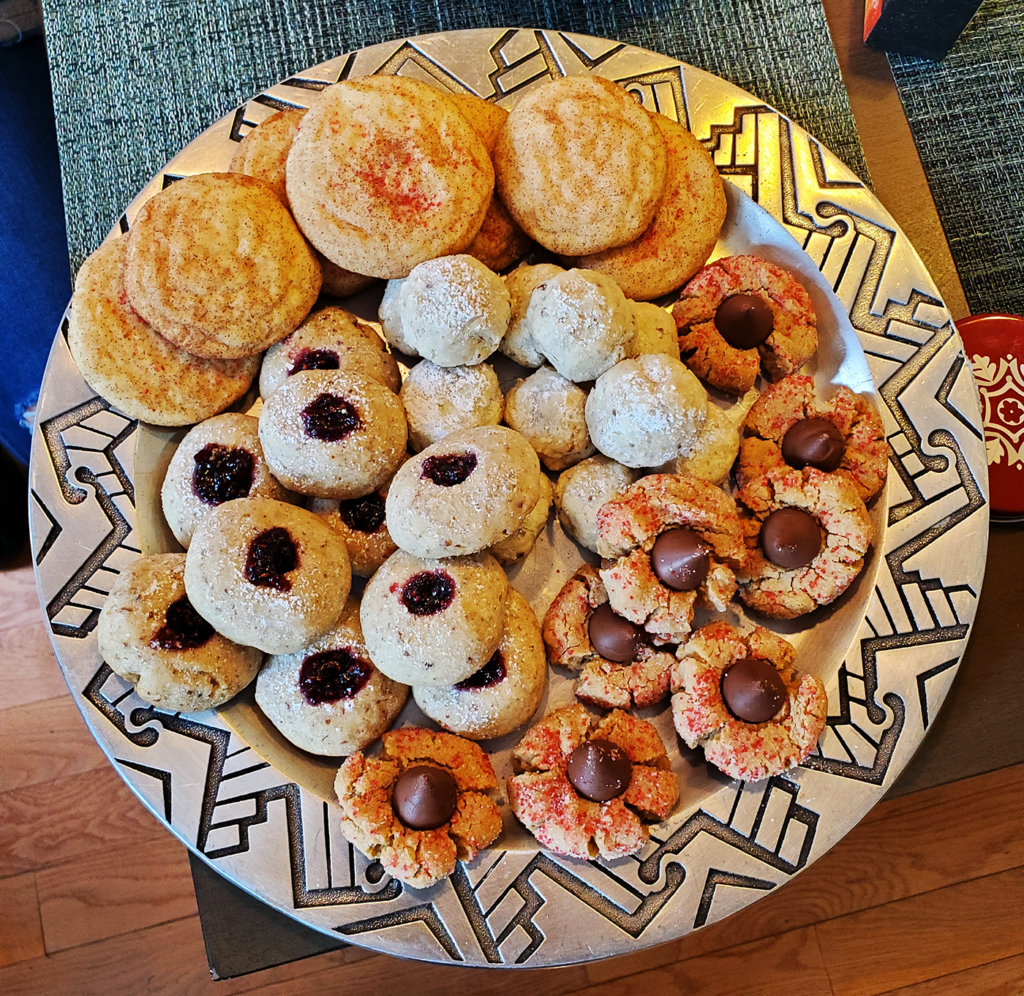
xmin=1 ymin=554 xmax=1022 ymax=995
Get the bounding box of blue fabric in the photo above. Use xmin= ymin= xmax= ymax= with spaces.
xmin=0 ymin=36 xmax=71 ymax=465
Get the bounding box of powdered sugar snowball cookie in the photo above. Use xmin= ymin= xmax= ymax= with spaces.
xmin=508 ymin=704 xmax=678 ymax=860
xmin=566 ymin=111 xmax=726 ymax=300
xmin=737 ymin=374 xmax=887 ymax=505
xmin=386 ymin=425 xmax=541 ymax=559
xmin=487 ymin=472 xmax=553 ymax=566
xmin=627 ymin=302 xmax=679 ymax=360
xmin=400 ymin=360 xmax=504 ymax=452
xmin=736 ymin=465 xmax=873 ymax=619
xmin=672 ymin=255 xmax=818 ymax=395
xmin=123 ymin=172 xmax=321 ymax=359
xmin=586 ymin=353 xmax=708 ymax=469
xmin=184 ymin=497 xmax=351 ymax=655
xmin=542 ymin=565 xmax=676 ymax=711
xmin=554 ymin=455 xmax=638 ymax=554
xmin=260 ymin=307 xmax=400 ymax=400
xmin=377 ymin=277 xmax=417 ymax=356
xmin=161 ymin=413 xmax=295 ymax=549
xmin=499 ymin=262 xmax=564 ymax=368
xmin=258 ymin=369 xmax=406 ymax=500
xmin=334 ymin=727 xmax=502 ymax=889
xmin=671 ymin=621 xmax=827 ymax=782
xmin=229 ymin=107 xmax=305 ymax=208
xmin=360 ymin=549 xmax=508 ymax=687
xmin=596 ymin=474 xmax=747 ymax=644
xmin=414 ymin=589 xmax=547 ymax=739
xmin=495 ymin=75 xmax=667 ymax=255
xmin=98 ymin=553 xmax=262 ymax=713
xmin=505 ymin=366 xmax=594 ymax=471
xmin=525 ymin=268 xmax=636 ymax=383
xmin=286 ymin=76 xmax=494 ymax=280
xmin=385 ymin=255 xmax=510 ymax=367
xmin=255 ymin=596 xmax=408 ymax=756
xmin=654 ymin=402 xmax=740 ymax=486
xmin=307 ymin=459 xmax=404 ymax=578
xmin=67 ymin=236 xmax=259 ymax=426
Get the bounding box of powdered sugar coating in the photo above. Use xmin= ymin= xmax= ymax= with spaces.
xmin=553 ymin=455 xmax=638 ymax=554
xmin=525 ymin=269 xmax=636 ymax=382
xmin=586 ymin=353 xmax=708 ymax=468
xmin=671 ymin=621 xmax=827 ymax=781
xmin=655 ymin=401 xmax=740 ymax=485
xmin=487 ymin=472 xmax=553 ymax=565
xmin=386 ymin=255 xmax=511 ymax=367
xmin=400 ymin=360 xmax=504 ymax=452
xmin=500 ymin=262 xmax=564 ymax=367
xmin=627 ymin=302 xmax=679 ymax=360
xmin=414 ymin=589 xmax=547 ymax=739
xmin=505 ymin=366 xmax=595 ymax=471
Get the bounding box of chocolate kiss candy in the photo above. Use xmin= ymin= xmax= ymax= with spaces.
xmin=715 ymin=294 xmax=774 ymax=349
xmin=650 ymin=527 xmax=710 ymax=591
xmin=782 ymin=417 xmax=845 ymax=472
xmin=721 ymin=657 xmax=787 ymax=723
xmin=588 ymin=603 xmax=646 ymax=663
xmin=759 ymin=507 xmax=821 ymax=569
xmin=391 ymin=765 xmax=459 ymax=831
xmin=566 ymin=739 xmax=632 ymax=802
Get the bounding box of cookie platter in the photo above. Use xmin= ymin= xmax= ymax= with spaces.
xmin=30 ymin=28 xmax=989 ymax=968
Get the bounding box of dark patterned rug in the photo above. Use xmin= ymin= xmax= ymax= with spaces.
xmin=889 ymin=0 xmax=1024 ymax=317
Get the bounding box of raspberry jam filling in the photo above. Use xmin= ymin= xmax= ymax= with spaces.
xmin=453 ymin=650 xmax=506 ymax=690
xmin=301 ymin=393 xmax=363 ymax=442
xmin=289 ymin=348 xmax=340 ymax=376
xmin=191 ymin=443 xmax=255 ymax=506
xmin=149 ymin=595 xmax=215 ymax=651
xmin=421 ymin=452 xmax=477 ymax=487
xmin=400 ymin=570 xmax=455 ymax=615
xmin=298 ymin=648 xmax=373 ymax=705
xmin=245 ymin=527 xmax=298 ymax=590
xmin=337 ymin=493 xmax=386 ymax=535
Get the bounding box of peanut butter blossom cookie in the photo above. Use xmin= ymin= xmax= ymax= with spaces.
xmin=67 ymin=236 xmax=260 ymax=426
xmin=671 ymin=622 xmax=828 ymax=781
xmin=543 ymin=565 xmax=676 ymax=711
xmin=161 ymin=413 xmax=295 ymax=549
xmin=508 ymin=704 xmax=679 ymax=860
xmin=255 ymin=596 xmax=408 ymax=756
xmin=98 ymin=553 xmax=262 ymax=713
xmin=596 ymin=474 xmax=748 ymax=645
xmin=414 ymin=589 xmax=547 ymax=740
xmin=334 ymin=727 xmax=502 ymax=889
xmin=736 ymin=465 xmax=873 ymax=619
xmin=672 ymin=255 xmax=818 ymax=395
xmin=360 ymin=549 xmax=508 ymax=687
xmin=495 ymin=74 xmax=667 ymax=255
xmin=123 ymin=172 xmax=321 ymax=359
xmin=286 ymin=76 xmax=494 ymax=280
xmin=183 ymin=497 xmax=351 ymax=655
xmin=385 ymin=425 xmax=541 ymax=559
xmin=737 ymin=374 xmax=887 ymax=504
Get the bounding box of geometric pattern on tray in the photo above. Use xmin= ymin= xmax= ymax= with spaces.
xmin=30 ymin=29 xmax=988 ymax=967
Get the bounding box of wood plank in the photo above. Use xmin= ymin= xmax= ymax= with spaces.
xmin=0 ymin=695 xmax=108 ymax=793
xmin=0 ymin=619 xmax=69 ymax=710
xmin=590 ymin=765 xmax=1023 ymax=978
xmin=568 ymin=926 xmax=833 ymax=996
xmin=815 ymin=869 xmax=1024 ymax=996
xmin=0 ymin=766 xmax=166 ymax=876
xmin=0 ymin=872 xmax=44 ymax=968
xmin=0 ymin=914 xmax=351 ymax=996
xmin=873 ymin=955 xmax=1024 ymax=996
xmin=36 ymin=835 xmax=197 ymax=953
xmin=0 ymin=565 xmax=44 ymax=636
